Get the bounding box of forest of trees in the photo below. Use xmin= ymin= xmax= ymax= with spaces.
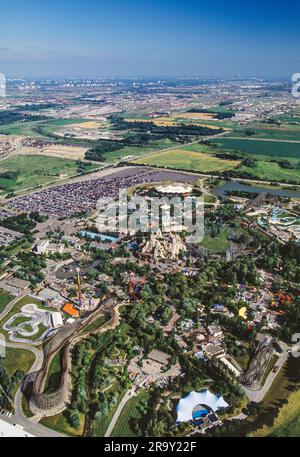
xmin=187 ymin=108 xmax=235 ymax=119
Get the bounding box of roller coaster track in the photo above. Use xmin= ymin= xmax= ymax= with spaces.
xmin=23 ymin=297 xmax=116 ymax=417
xmin=242 ymin=340 xmax=273 ymax=390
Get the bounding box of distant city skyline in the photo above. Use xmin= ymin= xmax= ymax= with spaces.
xmin=1 ymin=0 xmax=300 ymax=78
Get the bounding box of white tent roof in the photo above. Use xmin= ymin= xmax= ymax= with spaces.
xmin=176 ymin=390 xmax=229 ymax=422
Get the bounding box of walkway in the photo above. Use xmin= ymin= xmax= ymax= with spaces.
xmin=104 ymin=388 xmax=136 ymax=437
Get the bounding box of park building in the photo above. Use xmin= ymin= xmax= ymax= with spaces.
xmin=0 ymin=276 xmax=30 ymax=295
xmin=51 ymin=312 xmax=64 ymax=329
xmin=34 ymin=240 xmax=64 ymax=255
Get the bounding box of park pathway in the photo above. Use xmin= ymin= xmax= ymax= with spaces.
xmin=104 ymin=388 xmax=136 ymax=437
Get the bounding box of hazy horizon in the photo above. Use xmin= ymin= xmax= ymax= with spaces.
xmin=1 ymin=0 xmax=300 ymax=78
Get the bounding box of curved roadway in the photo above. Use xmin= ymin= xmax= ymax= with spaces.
xmin=0 ymin=338 xmax=65 ymax=437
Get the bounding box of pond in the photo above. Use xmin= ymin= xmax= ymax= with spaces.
xmin=212 ymin=181 xmax=300 ymax=199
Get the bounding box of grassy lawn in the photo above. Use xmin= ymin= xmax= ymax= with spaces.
xmin=272 ymin=414 xmax=300 ymax=437
xmin=134 ymin=146 xmax=240 ymax=173
xmin=91 ymin=410 xmax=113 ymax=437
xmin=0 ymin=155 xmax=97 ymax=195
xmin=260 ymin=354 xmax=279 ymax=387
xmin=253 ymin=357 xmax=300 ymax=437
xmin=40 ymin=410 xmax=85 ymax=437
xmin=4 ymin=347 xmax=35 ymax=377
xmin=13 ymin=323 xmax=49 ymax=342
xmin=83 ymin=314 xmax=109 ymax=334
xmin=9 ymin=315 xmax=30 ymax=327
xmin=21 ymin=393 xmax=34 ymax=418
xmin=202 ymin=227 xmax=230 ymax=252
xmin=44 ymin=348 xmax=64 ymax=394
xmin=3 ymin=347 xmax=35 ymax=398
xmin=91 ymin=388 xmax=127 ymax=437
xmin=234 ymin=353 xmax=251 ymax=371
xmin=111 ymin=391 xmax=150 ymax=437
xmin=0 ymin=290 xmax=13 ymax=313
xmin=237 ymin=160 xmax=300 ymax=184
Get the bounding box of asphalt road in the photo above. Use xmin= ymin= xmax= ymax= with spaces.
xmin=0 ymin=293 xmax=26 ymax=322
xmin=243 ymin=350 xmax=289 ymax=403
xmin=0 ymin=339 xmax=65 ymax=437
xmin=0 ymin=296 xmax=117 ymax=437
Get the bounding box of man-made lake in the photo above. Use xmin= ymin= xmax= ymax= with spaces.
xmin=213 ymin=181 xmax=300 ymax=199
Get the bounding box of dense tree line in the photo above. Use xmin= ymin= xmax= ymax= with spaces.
xmin=0 ymin=213 xmax=36 ymax=234
xmin=110 ymin=116 xmax=223 ymax=136
xmin=187 ymin=108 xmax=234 ymax=119
xmin=0 ymin=110 xmax=47 ymax=127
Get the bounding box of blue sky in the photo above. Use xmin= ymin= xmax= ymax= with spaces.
xmin=0 ymin=0 xmax=299 ymax=77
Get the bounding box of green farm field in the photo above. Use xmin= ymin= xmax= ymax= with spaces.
xmin=230 ymin=128 xmax=300 ymax=142
xmin=133 ymin=138 xmax=300 ymax=183
xmin=0 ymin=155 xmax=97 ymax=194
xmin=101 ymin=138 xmax=178 ymax=162
xmin=0 ymin=290 xmax=13 ymax=313
xmin=0 ymin=118 xmax=90 ymax=139
xmin=133 ymin=145 xmax=240 ymax=172
xmin=173 ymin=116 xmax=236 ymax=129
xmin=212 ymin=137 xmax=300 ymax=159
xmin=0 ymin=120 xmax=46 ymax=138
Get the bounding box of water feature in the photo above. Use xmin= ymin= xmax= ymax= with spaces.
xmin=213 ymin=181 xmax=300 ymax=199
xmin=79 ymin=230 xmax=119 ymax=242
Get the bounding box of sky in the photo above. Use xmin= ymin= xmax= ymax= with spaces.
xmin=0 ymin=0 xmax=300 ymax=78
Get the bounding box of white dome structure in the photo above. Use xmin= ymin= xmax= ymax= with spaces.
xmin=176 ymin=390 xmax=229 ymax=423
